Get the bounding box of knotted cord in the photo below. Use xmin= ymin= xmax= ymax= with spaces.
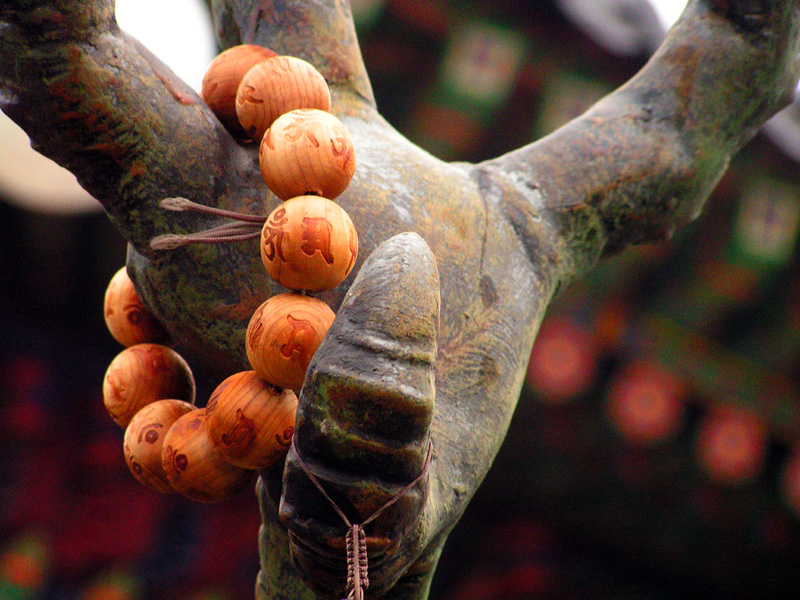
xmin=290 ymin=438 xmax=433 ymax=600
xmin=150 ymin=197 xmax=266 ymax=250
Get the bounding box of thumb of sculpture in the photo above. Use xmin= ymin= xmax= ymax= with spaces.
xmin=279 ymin=232 xmax=439 ymax=598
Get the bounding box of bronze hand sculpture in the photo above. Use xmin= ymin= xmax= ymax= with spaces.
xmin=2 ymin=0 xmax=800 ymax=598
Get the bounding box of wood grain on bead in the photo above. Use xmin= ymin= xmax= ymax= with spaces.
xmin=245 ymin=293 xmax=335 ymax=391
xmin=261 ymin=195 xmax=358 ymax=292
xmin=259 ymin=109 xmax=356 ymax=200
xmin=235 ymin=56 xmax=331 ymax=142
xmin=201 ymin=44 xmax=277 ymax=137
xmin=123 ymin=399 xmax=195 ymax=493
xmin=104 ymin=266 xmax=170 ymax=347
xmin=205 ymin=371 xmax=297 ymax=469
xmin=162 ymin=409 xmax=254 ymax=503
xmin=103 ymin=343 xmax=196 ymax=428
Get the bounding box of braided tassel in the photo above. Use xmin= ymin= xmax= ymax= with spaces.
xmin=346 ymin=524 xmax=368 ymax=600
xmin=292 ymin=439 xmax=432 ymax=600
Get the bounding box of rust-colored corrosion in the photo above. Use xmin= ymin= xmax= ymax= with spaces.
xmin=2 ymin=1 xmax=800 ymax=598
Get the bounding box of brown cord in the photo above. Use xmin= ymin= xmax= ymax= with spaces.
xmin=150 ymin=197 xmax=267 ymax=250
xmin=290 ymin=438 xmax=434 ymax=600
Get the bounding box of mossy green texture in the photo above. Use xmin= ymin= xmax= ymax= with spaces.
xmin=2 ymin=0 xmax=800 ymax=598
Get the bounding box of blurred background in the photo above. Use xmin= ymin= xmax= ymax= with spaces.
xmin=3 ymin=0 xmax=800 ymax=598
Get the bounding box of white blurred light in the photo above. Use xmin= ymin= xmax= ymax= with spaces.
xmin=0 ymin=0 xmax=215 ymax=214
xmin=115 ymin=0 xmax=216 ymax=93
xmin=648 ymin=0 xmax=688 ymax=30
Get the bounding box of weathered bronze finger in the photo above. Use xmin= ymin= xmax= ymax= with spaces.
xmin=279 ymin=231 xmax=440 ymax=598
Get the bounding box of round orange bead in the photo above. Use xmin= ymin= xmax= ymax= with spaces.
xmin=259 ymin=108 xmax=356 ymax=200
xmin=162 ymin=409 xmax=254 ymax=503
xmin=245 ymin=293 xmax=335 ymax=391
xmin=104 ymin=266 xmax=170 ymax=347
xmin=103 ymin=343 xmax=196 ymax=428
xmin=260 ymin=195 xmax=358 ymax=292
xmin=123 ymin=399 xmax=195 ymax=493
xmin=205 ymin=371 xmax=297 ymax=469
xmin=201 ymin=44 xmax=277 ymax=137
xmin=235 ymin=56 xmax=331 ymax=142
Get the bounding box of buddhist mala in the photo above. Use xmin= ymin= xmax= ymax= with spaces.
xmin=100 ymin=44 xmax=431 ymax=598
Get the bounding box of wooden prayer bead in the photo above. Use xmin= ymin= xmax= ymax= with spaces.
xmin=205 ymin=371 xmax=297 ymax=469
xmin=259 ymin=108 xmax=356 ymax=201
xmin=123 ymin=399 xmax=195 ymax=493
xmin=162 ymin=409 xmax=254 ymax=503
xmin=103 ymin=343 xmax=196 ymax=428
xmin=245 ymin=293 xmax=335 ymax=391
xmin=260 ymin=195 xmax=358 ymax=292
xmin=201 ymin=44 xmax=277 ymax=137
xmin=104 ymin=266 xmax=170 ymax=347
xmin=235 ymin=56 xmax=331 ymax=142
